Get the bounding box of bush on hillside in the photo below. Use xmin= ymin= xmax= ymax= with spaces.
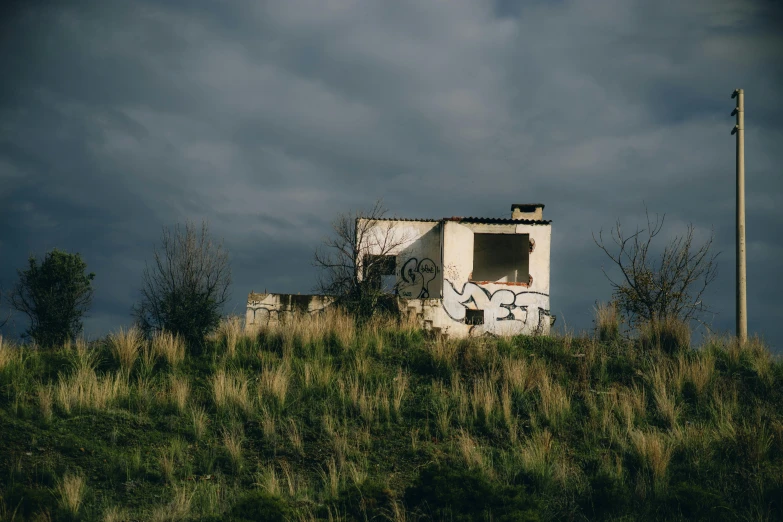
xmin=404 ymin=462 xmax=540 ymax=522
xmin=9 ymin=249 xmax=95 ymax=348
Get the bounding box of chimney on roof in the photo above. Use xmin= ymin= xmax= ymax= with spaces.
xmin=511 ymin=203 xmax=544 ymax=221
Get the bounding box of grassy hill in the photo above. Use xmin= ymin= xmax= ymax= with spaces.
xmin=1 ymin=312 xmax=781 ymax=521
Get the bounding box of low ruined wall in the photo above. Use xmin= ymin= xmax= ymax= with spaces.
xmin=246 ymin=292 xmax=335 ymax=326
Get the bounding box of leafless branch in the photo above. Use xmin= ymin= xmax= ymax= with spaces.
xmin=593 ymin=207 xmax=720 ymax=328
xmin=313 ymin=199 xmax=411 ymax=317
xmin=133 ymin=220 xmax=231 ymax=346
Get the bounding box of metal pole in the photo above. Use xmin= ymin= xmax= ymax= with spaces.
xmin=731 ymin=89 xmax=747 ymax=343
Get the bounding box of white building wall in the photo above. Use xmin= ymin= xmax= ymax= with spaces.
xmin=249 ymin=213 xmax=552 ymax=339
xmin=437 ymin=221 xmax=552 ymax=338
xmin=359 ymin=219 xmax=443 ymax=300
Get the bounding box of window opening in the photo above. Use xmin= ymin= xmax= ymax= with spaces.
xmin=364 ymin=255 xmax=397 ymax=292
xmin=472 ymin=233 xmax=529 ymax=283
xmin=465 ymin=309 xmax=485 ymax=325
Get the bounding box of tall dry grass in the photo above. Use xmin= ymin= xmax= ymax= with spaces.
xmin=56 ymin=471 xmax=86 ymax=516
xmin=456 ymin=429 xmax=488 ymax=472
xmin=103 ymin=505 xmax=130 ymax=522
xmin=391 ymin=368 xmax=409 ymax=419
xmin=258 ymin=362 xmax=291 ymax=409
xmin=286 ymin=418 xmax=304 ymax=455
xmin=678 ymin=351 xmax=715 ymax=396
xmin=150 ymin=484 xmax=194 ymax=522
xmin=56 ymin=367 xmax=129 ymax=414
xmin=37 ymin=383 xmax=53 ymax=422
xmin=470 ymin=373 xmax=497 ymax=424
xmin=167 ymin=375 xmax=190 ymax=413
xmin=649 ymin=364 xmax=680 ymax=428
xmin=303 ymin=359 xmax=335 ymax=390
xmin=537 ymin=371 xmax=571 ymax=428
xmin=519 ymin=429 xmax=554 ymax=480
xmin=190 ymin=406 xmax=209 ymax=441
xmin=258 ymin=463 xmax=281 ymax=496
xmin=211 ymin=369 xmax=251 ymax=414
xmin=261 ymin=308 xmax=357 ymax=355
xmin=629 ymin=429 xmax=675 ymax=488
xmin=0 ymin=335 xmax=20 ymax=370
xmin=639 ymin=316 xmax=690 ymax=354
xmin=111 ymin=327 xmax=144 ymax=373
xmin=502 ymin=356 xmax=537 ymax=395
xmin=594 ymin=302 xmax=620 ymax=342
xmin=152 ymin=331 xmax=186 ymax=367
xmin=223 ymin=427 xmax=244 ymax=472
xmin=215 ymin=316 xmax=243 ymax=358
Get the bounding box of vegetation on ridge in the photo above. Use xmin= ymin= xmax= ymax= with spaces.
xmin=0 ymin=310 xmax=781 ymax=521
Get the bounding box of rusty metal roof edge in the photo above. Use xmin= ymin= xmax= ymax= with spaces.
xmin=449 ymin=217 xmax=552 ymax=225
xmin=359 ymin=217 xmax=552 ymax=225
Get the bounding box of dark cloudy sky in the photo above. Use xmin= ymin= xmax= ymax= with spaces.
xmin=1 ymin=0 xmax=781 ymax=349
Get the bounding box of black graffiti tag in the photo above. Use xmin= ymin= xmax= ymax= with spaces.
xmin=400 ymin=257 xmax=438 ymax=298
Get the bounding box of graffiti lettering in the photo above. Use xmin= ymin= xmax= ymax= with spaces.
xmin=400 ymin=258 xmax=438 ymax=298
xmin=443 ymin=280 xmax=550 ymax=336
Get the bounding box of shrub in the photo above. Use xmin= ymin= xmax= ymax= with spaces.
xmin=333 ymin=480 xmax=394 ymax=521
xmin=404 ymin=462 xmax=540 ymax=522
xmin=638 ymin=316 xmax=690 ymax=355
xmin=9 ymin=249 xmax=95 ymax=348
xmin=230 ymin=491 xmax=291 ymax=522
xmin=133 ymin=220 xmax=231 ymax=349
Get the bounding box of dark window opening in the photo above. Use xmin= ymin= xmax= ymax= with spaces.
xmin=364 ymin=255 xmax=397 ymax=291
xmin=465 ymin=309 xmax=484 ymax=325
xmin=472 ymin=233 xmax=529 ymax=283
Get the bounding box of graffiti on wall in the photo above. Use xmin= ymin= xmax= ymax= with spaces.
xmin=399 ymin=257 xmax=438 ymax=298
xmin=443 ymin=280 xmax=550 ymax=335
xmin=247 ymin=294 xmax=333 ymax=326
xmin=247 ymin=306 xmax=276 ymax=326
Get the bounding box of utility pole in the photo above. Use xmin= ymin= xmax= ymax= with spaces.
xmin=731 ymin=89 xmax=747 ymax=344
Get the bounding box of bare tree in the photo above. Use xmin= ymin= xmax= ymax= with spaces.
xmin=314 ymin=200 xmax=410 ymax=318
xmin=133 ymin=221 xmax=231 ymax=347
xmin=593 ymin=208 xmax=719 ymax=328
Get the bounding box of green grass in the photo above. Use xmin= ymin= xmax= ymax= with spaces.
xmin=0 ymin=312 xmax=782 ymax=521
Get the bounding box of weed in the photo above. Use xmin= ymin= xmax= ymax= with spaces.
xmin=37 ymin=383 xmax=53 ymax=422
xmin=103 ymin=505 xmax=130 ymax=522
xmin=223 ymin=427 xmax=244 ymax=473
xmin=211 ymin=369 xmax=251 ymax=414
xmin=190 ymin=406 xmax=209 ymax=441
xmin=519 ymin=428 xmax=554 ymax=481
xmin=56 ymin=471 xmax=86 ymax=516
xmin=168 ymin=374 xmax=190 ymax=413
xmin=216 ymin=316 xmax=242 ymax=358
xmin=629 ymin=428 xmax=674 ymax=490
xmin=318 ymin=457 xmax=342 ymax=498
xmin=258 ymin=362 xmax=291 ymax=410
xmin=111 ymin=326 xmax=143 ymax=373
xmin=152 ymin=330 xmax=186 ymax=367
xmin=594 ymin=302 xmax=620 ymax=343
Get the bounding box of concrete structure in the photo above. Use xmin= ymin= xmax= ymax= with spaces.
xmin=247 ymin=204 xmax=553 ymax=338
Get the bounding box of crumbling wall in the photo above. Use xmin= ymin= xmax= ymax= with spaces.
xmin=246 ymin=292 xmax=335 ymax=327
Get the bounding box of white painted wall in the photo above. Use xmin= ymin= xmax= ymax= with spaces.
xmin=439 ymin=222 xmax=552 ymax=337
xmin=248 ymin=215 xmax=552 ymax=339
xmin=360 ymin=219 xmax=443 ymax=299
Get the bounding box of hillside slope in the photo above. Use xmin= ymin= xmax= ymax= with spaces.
xmin=1 ymin=313 xmax=782 ymax=521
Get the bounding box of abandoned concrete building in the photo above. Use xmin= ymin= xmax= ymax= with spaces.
xmin=247 ymin=203 xmax=553 ymax=338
